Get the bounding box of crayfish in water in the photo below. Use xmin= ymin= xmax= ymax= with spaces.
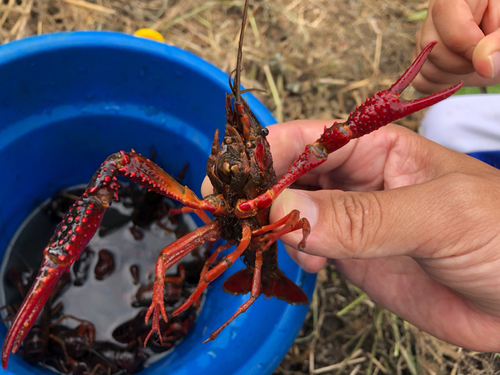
xmin=1 ymin=184 xmax=205 ymax=374
xmin=1 ymin=0 xmax=463 ymax=369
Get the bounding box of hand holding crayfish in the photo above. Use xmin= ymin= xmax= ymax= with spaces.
xmin=267 ymin=120 xmax=500 ymax=352
xmin=1 ymin=0 xmax=466 ymax=368
xmin=412 ymin=0 xmax=500 ymax=92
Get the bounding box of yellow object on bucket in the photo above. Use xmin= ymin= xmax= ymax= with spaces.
xmin=133 ymin=28 xmax=165 ymax=42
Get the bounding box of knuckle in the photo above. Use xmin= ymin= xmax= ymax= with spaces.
xmin=434 ymin=172 xmax=500 ymax=249
xmin=419 ymin=31 xmax=438 ymax=51
xmin=329 ymin=192 xmax=381 ymax=257
xmin=440 ymin=173 xmax=499 ymax=214
xmin=443 ymin=33 xmax=468 ymax=54
xmin=438 ymin=174 xmax=475 ymax=211
xmin=441 ymin=173 xmax=480 ymax=201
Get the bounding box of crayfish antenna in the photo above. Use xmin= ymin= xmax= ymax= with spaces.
xmin=231 ymin=0 xmax=250 ymax=103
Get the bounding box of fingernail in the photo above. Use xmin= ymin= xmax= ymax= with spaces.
xmin=488 ymin=51 xmax=500 ymax=78
xmin=281 ymin=189 xmax=319 ymax=229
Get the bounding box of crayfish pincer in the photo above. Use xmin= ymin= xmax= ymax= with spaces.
xmin=1 ymin=0 xmax=462 ymax=369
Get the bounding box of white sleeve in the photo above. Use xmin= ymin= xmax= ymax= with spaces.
xmin=420 ymin=94 xmax=500 ymax=153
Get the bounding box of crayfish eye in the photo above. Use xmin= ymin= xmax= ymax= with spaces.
xmin=260 ymin=128 xmax=269 ymax=137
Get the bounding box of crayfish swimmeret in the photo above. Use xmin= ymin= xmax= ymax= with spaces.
xmin=1 ymin=0 xmax=462 ymax=368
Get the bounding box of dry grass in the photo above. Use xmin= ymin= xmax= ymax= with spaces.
xmin=0 ymin=0 xmax=426 ymax=127
xmin=278 ymin=266 xmax=500 ymax=375
xmin=1 ymin=0 xmax=499 ymax=374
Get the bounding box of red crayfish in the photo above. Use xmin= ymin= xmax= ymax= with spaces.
xmin=1 ymin=0 xmax=462 ymax=368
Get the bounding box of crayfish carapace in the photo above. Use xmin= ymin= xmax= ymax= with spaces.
xmin=1 ymin=0 xmax=462 ymax=368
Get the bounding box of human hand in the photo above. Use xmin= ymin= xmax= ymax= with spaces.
xmin=412 ymin=0 xmax=500 ymax=93
xmin=268 ymin=120 xmax=500 ymax=352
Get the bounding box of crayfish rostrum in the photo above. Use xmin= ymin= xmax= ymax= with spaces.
xmin=1 ymin=0 xmax=462 ymax=369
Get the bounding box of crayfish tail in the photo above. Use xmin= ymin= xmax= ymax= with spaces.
xmin=261 ymin=271 xmax=309 ymax=305
xmin=1 ymin=262 xmax=65 ymax=369
xmin=223 ymin=267 xmax=308 ymax=305
xmin=222 ymin=267 xmax=253 ymax=295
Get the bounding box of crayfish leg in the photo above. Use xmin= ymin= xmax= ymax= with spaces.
xmin=172 ymin=224 xmax=252 ymax=317
xmin=222 ymin=213 xmax=310 ymax=305
xmin=198 ymin=243 xmax=233 ymax=283
xmin=252 ymin=209 xmax=311 ymax=251
xmin=168 ymin=207 xmax=211 ymax=224
xmin=202 ymin=248 xmax=263 ymax=344
xmin=144 ymin=221 xmax=221 ymax=346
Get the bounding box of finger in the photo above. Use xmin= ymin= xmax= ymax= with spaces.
xmin=411 ymin=59 xmax=474 ymax=94
xmin=270 ymin=164 xmax=500 ymax=261
xmin=462 ymin=71 xmax=500 ymax=86
xmin=267 ymin=121 xmax=409 ymax=193
xmin=413 ymin=63 xmax=500 ymax=92
xmin=472 ymin=28 xmax=500 ymax=78
xmin=422 ymin=42 xmax=476 ymax=76
xmin=415 ymin=18 xmax=476 ymax=80
xmin=268 ymin=124 xmax=462 ymax=192
xmin=412 ymin=73 xmax=470 ymax=94
xmin=266 ymin=119 xmax=357 ymax=177
xmin=412 ymin=0 xmax=484 ymax=93
xmin=201 ymin=176 xmax=212 ymax=198
xmin=283 ymin=244 xmax=326 ymax=274
xmin=334 ymin=257 xmax=500 ymax=352
xmin=479 ymin=0 xmax=500 ymax=35
xmin=431 ymin=0 xmax=484 ymax=59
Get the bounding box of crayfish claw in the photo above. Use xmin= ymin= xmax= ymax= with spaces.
xmin=382 ymin=41 xmax=463 ymax=118
xmin=388 ymin=41 xmax=436 ymax=95
xmin=144 ymin=304 xmax=165 ymax=346
xmin=394 ymin=82 xmax=464 ymax=116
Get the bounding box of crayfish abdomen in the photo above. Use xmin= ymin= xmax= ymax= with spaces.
xmin=223 ymin=245 xmax=309 ymax=305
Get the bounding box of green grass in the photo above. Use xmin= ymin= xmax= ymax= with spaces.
xmin=486 ymin=84 xmax=500 ymax=93
xmin=454 ymin=83 xmax=500 ymax=95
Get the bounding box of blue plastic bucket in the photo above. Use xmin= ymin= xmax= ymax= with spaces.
xmin=0 ymin=32 xmax=316 ymax=374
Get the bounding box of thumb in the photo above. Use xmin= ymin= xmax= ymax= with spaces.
xmin=270 ymin=177 xmax=490 ymax=261
xmin=472 ymin=29 xmax=500 ymax=78
xmin=270 ymin=188 xmax=399 ymax=260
